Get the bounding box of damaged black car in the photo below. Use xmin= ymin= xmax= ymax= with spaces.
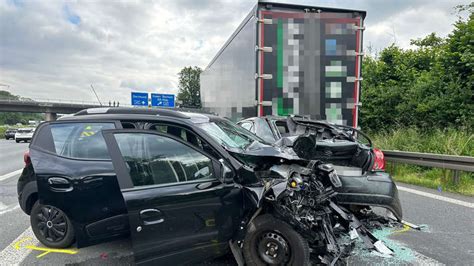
xmin=238 ymin=116 xmax=402 ymax=221
xmin=18 ymin=108 xmax=400 ymax=265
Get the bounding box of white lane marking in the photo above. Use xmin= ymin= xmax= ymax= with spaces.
xmin=412 ymin=249 xmax=443 ymax=265
xmin=397 ymin=185 xmax=474 ymax=208
xmin=0 ymin=227 xmax=38 ymax=265
xmin=0 ymin=204 xmax=20 ymax=215
xmin=0 ymin=169 xmax=23 ymax=182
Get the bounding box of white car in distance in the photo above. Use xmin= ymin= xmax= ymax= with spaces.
xmin=15 ymin=128 xmax=35 ymax=143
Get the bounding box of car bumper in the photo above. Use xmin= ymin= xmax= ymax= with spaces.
xmin=15 ymin=137 xmax=32 ymax=141
xmin=334 ymin=171 xmax=403 ymax=221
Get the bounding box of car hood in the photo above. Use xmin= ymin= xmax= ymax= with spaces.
xmin=225 ymin=140 xmax=304 ymax=167
xmin=224 ymin=136 xmax=402 ymax=221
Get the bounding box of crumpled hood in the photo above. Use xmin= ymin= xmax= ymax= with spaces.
xmin=226 ymin=140 xmax=303 ymax=166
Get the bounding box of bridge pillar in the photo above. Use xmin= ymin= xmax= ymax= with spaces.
xmin=45 ymin=112 xmax=57 ymax=121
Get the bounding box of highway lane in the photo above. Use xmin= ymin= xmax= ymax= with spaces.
xmin=0 ymin=140 xmax=472 ymax=265
xmin=393 ymin=184 xmax=474 ymax=264
xmin=0 ymin=139 xmax=28 ymax=176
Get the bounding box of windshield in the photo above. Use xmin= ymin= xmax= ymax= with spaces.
xmin=197 ymin=120 xmax=267 ymax=149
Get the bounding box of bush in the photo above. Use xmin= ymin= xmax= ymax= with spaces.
xmin=360 ymin=9 xmax=473 ymax=132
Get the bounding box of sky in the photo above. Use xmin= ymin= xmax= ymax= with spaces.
xmin=0 ymin=0 xmax=470 ymax=105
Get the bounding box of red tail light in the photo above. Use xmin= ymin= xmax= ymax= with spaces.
xmin=372 ymin=148 xmax=385 ymax=171
xmin=24 ymin=150 xmax=31 ymax=166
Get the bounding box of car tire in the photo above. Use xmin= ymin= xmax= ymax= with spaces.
xmin=242 ymin=214 xmax=310 ymax=266
xmin=30 ymin=201 xmax=75 ymax=248
xmin=15 ymin=140 xmax=19 ymax=143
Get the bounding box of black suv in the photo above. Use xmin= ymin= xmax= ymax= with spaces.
xmin=4 ymin=128 xmax=17 ymax=140
xmin=18 ymin=108 xmax=400 ymax=265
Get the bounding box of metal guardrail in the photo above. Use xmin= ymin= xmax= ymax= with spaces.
xmin=383 ymin=150 xmax=474 ymax=172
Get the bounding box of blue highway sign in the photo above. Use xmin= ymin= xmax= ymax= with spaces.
xmin=131 ymin=92 xmax=149 ymax=106
xmin=151 ymin=93 xmax=175 ymax=108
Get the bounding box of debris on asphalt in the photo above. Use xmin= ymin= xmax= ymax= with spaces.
xmin=401 ymin=220 xmax=422 ymax=230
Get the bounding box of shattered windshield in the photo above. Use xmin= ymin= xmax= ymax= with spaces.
xmin=197 ymin=120 xmax=267 ymax=150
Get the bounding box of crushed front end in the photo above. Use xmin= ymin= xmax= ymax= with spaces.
xmin=239 ymin=160 xmax=396 ymax=264
xmin=195 ymin=117 xmax=401 ymax=264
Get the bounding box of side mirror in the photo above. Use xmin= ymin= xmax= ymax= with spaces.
xmin=219 ymin=159 xmax=234 ymax=184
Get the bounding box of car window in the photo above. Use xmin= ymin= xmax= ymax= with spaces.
xmin=147 ymin=123 xmax=221 ymax=159
xmin=274 ymin=121 xmax=289 ymax=135
xmin=197 ymin=120 xmax=266 ymax=150
xmin=149 ymin=124 xmax=188 ymax=141
xmin=50 ymin=123 xmax=115 ymax=159
xmin=239 ymin=122 xmax=254 ymax=132
xmin=114 ymin=133 xmax=215 ymax=187
xmin=254 ymin=119 xmax=276 ymax=143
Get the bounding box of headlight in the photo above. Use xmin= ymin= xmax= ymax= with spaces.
xmin=288 ymin=172 xmax=304 ymax=190
xmin=328 ymin=171 xmax=342 ymax=188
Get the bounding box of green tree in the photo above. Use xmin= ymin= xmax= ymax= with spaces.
xmin=360 ymin=7 xmax=473 ymax=132
xmin=0 ymin=90 xmax=19 ymax=100
xmin=177 ymin=66 xmax=202 ymax=108
xmin=0 ymin=90 xmax=44 ymax=125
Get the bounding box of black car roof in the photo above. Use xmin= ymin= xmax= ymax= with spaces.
xmin=60 ymin=107 xmax=221 ymax=124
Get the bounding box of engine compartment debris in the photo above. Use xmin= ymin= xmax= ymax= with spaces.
xmin=242 ymin=161 xmax=402 ymax=265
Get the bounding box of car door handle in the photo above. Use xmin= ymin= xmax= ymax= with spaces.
xmin=196 ymin=182 xmax=213 ymax=190
xmin=139 ymin=209 xmax=164 ymax=225
xmin=48 ymin=177 xmax=73 ymax=192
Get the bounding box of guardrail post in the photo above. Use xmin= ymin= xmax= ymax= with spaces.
xmin=452 ymin=170 xmax=460 ymax=185
xmin=389 ymin=161 xmax=395 ymax=176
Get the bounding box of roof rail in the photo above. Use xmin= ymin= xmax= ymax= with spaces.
xmin=73 ymin=107 xmax=194 ymax=119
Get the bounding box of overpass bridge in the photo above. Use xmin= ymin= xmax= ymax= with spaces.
xmin=0 ymin=98 xmax=104 ymax=120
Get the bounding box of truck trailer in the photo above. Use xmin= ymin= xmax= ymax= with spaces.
xmin=201 ymin=0 xmax=365 ymax=127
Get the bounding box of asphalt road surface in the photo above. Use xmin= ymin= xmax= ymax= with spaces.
xmin=0 ymin=139 xmax=28 ymax=176
xmin=0 ymin=139 xmax=472 ymax=265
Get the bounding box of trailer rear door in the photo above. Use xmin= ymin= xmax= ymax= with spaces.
xmin=257 ymin=8 xmax=364 ymax=127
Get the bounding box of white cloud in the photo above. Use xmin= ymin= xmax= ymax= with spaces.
xmin=0 ymin=0 xmax=470 ymax=104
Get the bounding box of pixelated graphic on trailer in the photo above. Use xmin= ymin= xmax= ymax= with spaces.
xmin=261 ymin=11 xmax=362 ymax=126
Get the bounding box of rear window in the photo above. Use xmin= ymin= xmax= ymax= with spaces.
xmin=18 ymin=129 xmax=33 ymax=133
xmin=274 ymin=121 xmax=289 ymax=135
xmin=50 ymin=123 xmax=115 ymax=160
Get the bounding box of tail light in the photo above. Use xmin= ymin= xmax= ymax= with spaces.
xmin=372 ymin=148 xmax=385 ymax=171
xmin=24 ymin=150 xmax=31 ymax=166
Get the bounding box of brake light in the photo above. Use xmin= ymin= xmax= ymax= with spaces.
xmin=372 ymin=148 xmax=385 ymax=171
xmin=24 ymin=150 xmax=31 ymax=166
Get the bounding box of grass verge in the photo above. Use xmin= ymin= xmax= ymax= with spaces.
xmin=386 ymin=163 xmax=474 ymax=196
xmin=370 ymin=128 xmax=473 ymax=196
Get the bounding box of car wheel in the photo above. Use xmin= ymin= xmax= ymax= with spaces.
xmin=30 ymin=201 xmax=75 ymax=248
xmin=15 ymin=140 xmax=19 ymax=143
xmin=243 ymin=214 xmax=310 ymax=266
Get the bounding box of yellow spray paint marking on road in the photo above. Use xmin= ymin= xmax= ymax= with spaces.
xmin=14 ymin=237 xmax=78 ymax=258
xmin=393 ymin=224 xmax=411 ymax=234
